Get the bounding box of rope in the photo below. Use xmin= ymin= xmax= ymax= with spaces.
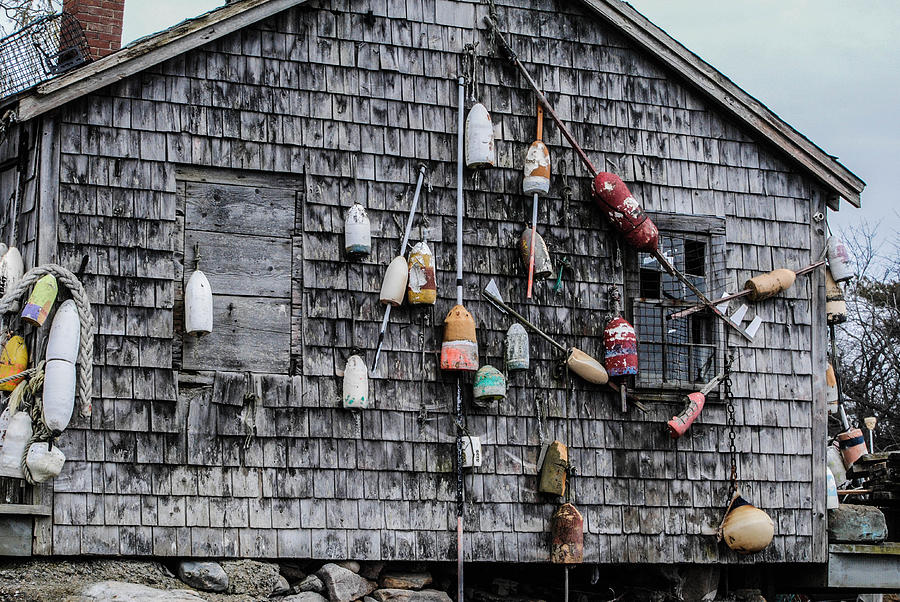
xmin=0 ymin=264 xmax=94 ymax=418
xmin=18 ymin=361 xmax=48 ymax=485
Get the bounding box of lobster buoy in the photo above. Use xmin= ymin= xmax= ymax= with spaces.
xmin=668 ymin=392 xmax=705 ymax=439
xmin=0 ymin=412 xmax=32 ymax=477
xmin=566 ymin=347 xmax=608 ymax=385
xmin=539 ymin=440 xmax=568 ymax=496
xmin=604 ymin=316 xmax=638 ymax=378
xmin=825 ymin=362 xmax=838 ymax=415
xmin=461 ymin=435 xmax=482 ymax=468
xmin=550 ymin=503 xmax=584 ymax=564
xmin=407 ymin=242 xmax=436 ymax=305
xmin=0 ymin=246 xmax=24 ymax=295
xmin=837 ymin=428 xmax=867 ymax=468
xmin=592 ymin=173 xmax=659 ymax=252
xmin=380 ymin=256 xmax=408 ymax=306
xmin=519 ymin=227 xmax=554 ymax=280
xmin=465 ymin=103 xmax=495 ymax=169
xmin=825 ymin=268 xmax=847 ymax=325
xmin=342 ymin=354 xmax=369 ymax=409
xmin=744 ymin=268 xmax=796 ymax=302
xmin=21 ymin=274 xmax=58 ymax=327
xmin=0 ymin=335 xmax=27 ymax=392
xmin=184 ymin=270 xmax=213 ymax=335
xmin=826 ymin=466 xmax=839 ymax=510
xmin=473 ymin=365 xmax=506 ymax=403
xmin=440 ymin=304 xmax=478 ymax=372
xmin=505 ymin=323 xmax=529 ymax=371
xmin=827 ymin=444 xmax=848 ymax=486
xmin=826 ymin=236 xmax=854 ymax=282
xmin=344 ymin=203 xmax=372 ymax=259
xmin=25 ymin=442 xmax=66 ymax=483
xmin=718 ymin=492 xmax=774 ymax=554
xmin=522 ymin=105 xmax=550 ymax=196
xmin=43 ymin=300 xmax=80 ymax=434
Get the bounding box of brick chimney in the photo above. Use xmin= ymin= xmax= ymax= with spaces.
xmin=63 ymin=0 xmax=125 ymax=60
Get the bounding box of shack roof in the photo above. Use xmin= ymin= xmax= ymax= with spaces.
xmin=10 ymin=0 xmax=864 ymax=208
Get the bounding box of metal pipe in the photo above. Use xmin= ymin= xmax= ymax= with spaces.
xmin=455 ymin=377 xmax=464 ymax=602
xmin=456 ymin=75 xmax=465 ymax=306
xmin=526 ymin=193 xmax=538 ymax=298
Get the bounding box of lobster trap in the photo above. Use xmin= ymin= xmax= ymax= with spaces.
xmin=0 ymin=12 xmax=91 ymax=101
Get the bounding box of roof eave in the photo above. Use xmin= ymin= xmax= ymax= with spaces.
xmin=580 ymin=0 xmax=864 ymax=208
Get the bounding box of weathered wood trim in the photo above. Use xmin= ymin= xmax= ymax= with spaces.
xmin=15 ymin=0 xmax=310 ymax=122
xmin=648 ymin=211 xmax=726 ymax=235
xmin=36 ymin=116 xmax=59 ymax=266
xmin=810 ymin=196 xmax=828 ymax=563
xmin=579 ymin=0 xmax=865 ymax=207
xmin=0 ymin=504 xmax=51 ymax=516
xmin=175 ymin=165 xmax=306 ymax=190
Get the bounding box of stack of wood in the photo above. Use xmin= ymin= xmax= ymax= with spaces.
xmin=846 ymin=452 xmax=900 ymax=539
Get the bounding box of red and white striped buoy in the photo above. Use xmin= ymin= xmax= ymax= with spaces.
xmin=604 ymin=316 xmax=638 ymax=378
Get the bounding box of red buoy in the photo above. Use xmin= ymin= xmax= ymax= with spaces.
xmin=592 ymin=173 xmax=658 ymax=252
xmin=604 ymin=316 xmax=638 ymax=378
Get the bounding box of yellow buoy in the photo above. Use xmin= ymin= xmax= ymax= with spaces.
xmin=0 ymin=335 xmax=28 ymax=392
xmin=407 ymin=242 xmax=436 ymax=305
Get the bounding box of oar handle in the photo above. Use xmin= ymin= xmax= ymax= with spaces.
xmin=699 ymin=369 xmax=727 ymax=396
xmin=481 ymin=289 xmax=567 ymax=352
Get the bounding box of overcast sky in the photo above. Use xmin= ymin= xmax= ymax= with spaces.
xmin=121 ymin=1 xmax=898 ymax=242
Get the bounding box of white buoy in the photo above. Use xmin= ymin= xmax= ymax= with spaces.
xmin=505 ymin=323 xmax=529 ymax=371
xmin=825 ymin=466 xmax=839 ymax=510
xmin=461 ymin=435 xmax=482 ymax=468
xmin=379 ymin=255 xmax=408 ymax=306
xmin=522 ymin=104 xmax=550 ymax=196
xmin=184 ymin=270 xmax=213 ymax=335
xmin=0 ymin=412 xmax=32 ymax=477
xmin=826 ymin=236 xmax=855 ymax=282
xmin=0 ymin=246 xmax=24 ymax=295
xmin=42 ymin=300 xmax=81 ymax=434
xmin=342 ymin=354 xmax=369 ymax=409
xmin=25 ymin=443 xmax=66 ymax=483
xmin=465 ymin=103 xmax=495 ymax=169
xmin=344 ymin=203 xmax=372 ymax=259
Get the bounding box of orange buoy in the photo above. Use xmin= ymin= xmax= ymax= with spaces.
xmin=440 ymin=304 xmax=478 ymax=372
xmin=0 ymin=334 xmax=27 ymax=392
xmin=550 ymin=503 xmax=584 ymax=564
xmin=837 ymin=428 xmax=868 ymax=468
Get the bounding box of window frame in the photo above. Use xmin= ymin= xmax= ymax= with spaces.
xmin=624 ymin=212 xmax=727 ymax=400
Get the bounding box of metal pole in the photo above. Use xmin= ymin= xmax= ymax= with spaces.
xmin=455 ymin=378 xmax=464 ymax=602
xmin=526 ymin=193 xmax=538 ymax=298
xmin=830 ymin=324 xmax=850 ymax=431
xmin=564 ymin=566 xmax=570 ymax=602
xmin=456 ymin=75 xmax=465 ymax=307
xmin=371 ymin=165 xmax=429 ymax=373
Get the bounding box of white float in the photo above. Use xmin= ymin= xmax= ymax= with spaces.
xmin=0 ymin=412 xmax=32 ymax=477
xmin=42 ymin=299 xmax=81 ymax=434
xmin=344 ymin=203 xmax=372 ymax=259
xmin=184 ymin=270 xmax=213 ymax=335
xmin=379 ymin=255 xmax=408 ymax=306
xmin=342 ymin=354 xmax=369 ymax=409
xmin=826 ymin=236 xmax=855 ymax=282
xmin=464 ymin=103 xmax=495 ymax=169
xmin=0 ymin=246 xmax=24 ymax=294
xmin=25 ymin=442 xmax=66 ymax=483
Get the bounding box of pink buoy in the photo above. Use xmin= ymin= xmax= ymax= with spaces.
xmin=668 ymin=392 xmax=705 ymax=438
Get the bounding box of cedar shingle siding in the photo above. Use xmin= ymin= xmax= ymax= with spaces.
xmin=2 ymin=0 xmax=829 ymax=562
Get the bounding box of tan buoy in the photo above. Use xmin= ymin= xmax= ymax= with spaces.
xmin=825 ymin=268 xmax=847 ymax=325
xmin=342 ymin=354 xmax=369 ymax=409
xmin=566 ymin=347 xmax=608 ymax=385
xmin=505 ymin=323 xmax=529 ymax=371
xmin=379 ymin=255 xmax=408 ymax=306
xmin=344 ymin=202 xmax=372 ymax=259
xmin=0 ymin=246 xmax=24 ymax=295
xmin=184 ymin=270 xmax=213 ymax=335
xmin=523 ymin=104 xmax=550 ymax=196
xmin=744 ymin=268 xmax=796 ymax=302
xmin=407 ymin=242 xmax=436 ymax=305
xmin=440 ymin=304 xmax=478 ymax=372
xmin=539 ymin=440 xmax=568 ymax=496
xmin=473 ymin=365 xmax=505 ymax=403
xmin=520 ymin=227 xmax=554 ymax=281
xmin=717 ymin=491 xmax=774 ymax=554
xmin=550 ymin=503 xmax=584 ymax=564
xmin=825 ymin=362 xmax=838 ymax=415
xmin=826 ymin=236 xmax=854 ymax=282
xmin=464 ymin=103 xmax=495 ymax=169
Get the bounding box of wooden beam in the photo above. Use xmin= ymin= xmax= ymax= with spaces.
xmin=0 ymin=504 xmax=51 ymax=516
xmin=16 ymin=0 xmax=309 ymax=122
xmin=36 ymin=116 xmax=59 ymax=266
xmin=579 ymin=0 xmax=865 ymax=207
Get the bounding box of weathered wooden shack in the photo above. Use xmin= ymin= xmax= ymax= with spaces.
xmin=1 ymin=0 xmax=887 ymax=592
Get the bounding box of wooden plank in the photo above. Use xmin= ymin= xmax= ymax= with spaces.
xmin=184 ymin=181 xmax=295 ymax=237
xmin=36 ymin=116 xmax=59 ymax=266
xmin=0 ymin=504 xmax=51 ymax=516
xmin=184 ymin=230 xmax=292 ymax=298
xmin=579 ymin=0 xmax=864 ymax=207
xmin=182 ymin=294 xmax=290 ymax=373
xmin=16 ymin=0 xmax=312 ymax=121
xmin=810 ymin=192 xmax=827 ymax=563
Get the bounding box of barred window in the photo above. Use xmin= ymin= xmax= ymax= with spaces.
xmin=626 ymin=214 xmax=726 ymax=393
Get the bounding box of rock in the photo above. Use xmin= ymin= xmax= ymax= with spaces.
xmin=359 ymin=562 xmax=385 ymax=580
xmin=274 ymin=574 xmax=292 ymax=595
xmin=337 ymin=560 xmax=362 ymax=574
xmin=80 ymin=580 xmax=204 ymax=601
xmin=295 ymin=574 xmax=325 ymax=593
xmin=284 ymin=593 xmax=329 ymax=602
xmin=280 ymin=561 xmax=307 ymax=583
xmin=221 ymin=559 xmax=280 ymax=597
xmin=317 ymin=563 xmax=377 ymax=602
xmin=176 ymin=560 xmax=229 ymax=593
xmin=827 ymin=504 xmax=888 ymax=543
xmin=380 ymin=572 xmax=433 ymax=590
xmin=371 ymin=589 xmax=452 ymax=602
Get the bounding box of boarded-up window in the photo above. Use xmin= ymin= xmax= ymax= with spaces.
xmin=177 ymin=169 xmax=300 ymax=374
